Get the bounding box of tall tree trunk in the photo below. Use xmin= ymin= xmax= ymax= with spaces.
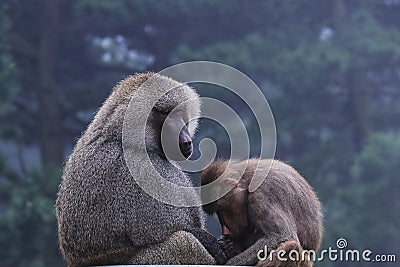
xmin=38 ymin=0 xmax=63 ymax=168
xmin=346 ymin=70 xmax=365 ymax=153
xmin=334 ymin=0 xmax=366 ymax=153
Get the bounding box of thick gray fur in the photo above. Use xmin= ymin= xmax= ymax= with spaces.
xmin=56 ymin=73 xmax=224 ymax=266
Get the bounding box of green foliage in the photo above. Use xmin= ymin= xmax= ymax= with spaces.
xmin=343 ymin=133 xmax=400 ymax=250
xmin=0 ymin=168 xmax=63 ymax=267
xmin=0 ymin=3 xmax=18 ymax=117
xmin=0 ymin=3 xmax=26 ymax=145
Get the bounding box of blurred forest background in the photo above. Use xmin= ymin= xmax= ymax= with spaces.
xmin=1 ymin=0 xmax=400 ymax=266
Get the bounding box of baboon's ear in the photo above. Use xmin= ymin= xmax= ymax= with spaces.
xmin=223 ymin=178 xmax=248 ymax=193
xmin=223 ymin=178 xmax=239 ymax=188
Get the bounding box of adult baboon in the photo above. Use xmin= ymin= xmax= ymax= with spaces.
xmin=56 ymin=73 xmax=226 ymax=266
xmin=201 ymin=158 xmax=323 ymax=267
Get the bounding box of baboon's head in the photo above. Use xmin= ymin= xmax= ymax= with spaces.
xmin=143 ymin=74 xmax=201 ymax=161
xmin=201 ymin=160 xmax=249 ymax=241
xmin=113 ymin=72 xmax=200 ymax=161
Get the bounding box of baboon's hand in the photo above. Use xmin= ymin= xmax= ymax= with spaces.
xmin=218 ymin=236 xmax=241 ymax=260
xmin=185 ymin=228 xmax=227 ymax=264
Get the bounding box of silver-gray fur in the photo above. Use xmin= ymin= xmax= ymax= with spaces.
xmin=56 ymin=73 xmax=225 ymax=266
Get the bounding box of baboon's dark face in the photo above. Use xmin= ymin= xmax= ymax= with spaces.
xmin=152 ymin=108 xmax=193 ymax=161
xmin=217 ymin=193 xmax=248 ymax=241
xmin=201 ymin=162 xmax=250 ymax=240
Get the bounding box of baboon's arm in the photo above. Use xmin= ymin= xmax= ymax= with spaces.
xmin=128 ymin=230 xmax=217 ymax=265
xmin=227 ymin=189 xmax=297 ymax=265
xmin=184 ymin=227 xmax=227 ymax=264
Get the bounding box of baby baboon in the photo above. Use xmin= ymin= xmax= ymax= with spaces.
xmin=56 ymin=73 xmax=226 ymax=266
xmin=201 ymin=158 xmax=323 ymax=267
